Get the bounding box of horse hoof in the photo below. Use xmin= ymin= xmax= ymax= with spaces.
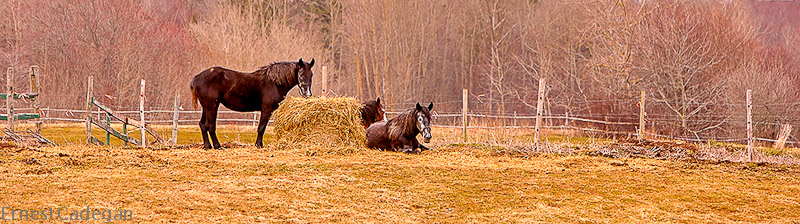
xmin=203 ymin=145 xmax=212 ymax=149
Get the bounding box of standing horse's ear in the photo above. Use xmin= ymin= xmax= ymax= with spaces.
xmin=415 ymin=102 xmax=423 ymax=111
xmin=298 ymin=58 xmax=304 ymax=66
xmin=428 ymin=102 xmax=434 ymax=110
xmin=309 ymin=58 xmax=315 ymax=67
xmin=376 ymin=97 xmax=381 ymax=104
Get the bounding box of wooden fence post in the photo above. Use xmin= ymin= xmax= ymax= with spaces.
xmin=639 ymin=90 xmax=645 ymax=139
xmin=85 ymin=76 xmax=93 ymax=144
xmin=322 ymin=65 xmax=328 ymax=97
xmin=534 ymin=78 xmax=546 ymax=146
xmin=462 ymin=88 xmax=468 ymax=143
xmin=513 ymin=111 xmax=518 ymax=128
xmin=105 ymin=113 xmax=111 ymax=145
xmin=172 ymin=92 xmax=180 ymax=145
xmin=775 ymin=124 xmax=792 ymax=150
xmin=252 ymin=113 xmax=257 ymax=130
xmin=564 ymin=110 xmax=570 ymax=138
xmin=6 ymin=67 xmax=13 ymax=132
xmin=746 ymin=89 xmax=753 ymax=161
xmin=140 ymin=79 xmax=146 ymax=148
xmin=122 ymin=120 xmax=127 ymax=146
xmin=29 ymin=66 xmax=41 ymax=133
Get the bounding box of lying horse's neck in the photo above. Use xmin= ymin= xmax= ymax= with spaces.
xmin=388 ymin=110 xmax=418 ymax=138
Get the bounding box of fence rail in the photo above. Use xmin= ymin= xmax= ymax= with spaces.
xmin=28 ymin=107 xmax=796 ymax=148
xmin=2 ymin=70 xmax=797 ymax=155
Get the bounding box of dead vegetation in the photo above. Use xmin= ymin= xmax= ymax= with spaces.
xmin=272 ymin=97 xmax=366 ymax=149
xmin=1 ymin=139 xmax=799 ymax=222
xmin=2 ymin=126 xmax=799 ymax=222
xmin=584 ymin=138 xmax=800 ymax=166
xmin=2 ymin=1 xmax=799 ymax=143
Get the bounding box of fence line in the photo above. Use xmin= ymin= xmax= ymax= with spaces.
xmin=31 ymin=106 xmax=796 ymax=148
xmin=7 ymin=81 xmax=797 ymax=152
xmin=5 ymin=66 xmax=795 ymax=157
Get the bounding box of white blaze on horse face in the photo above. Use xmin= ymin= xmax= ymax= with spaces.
xmin=381 ymin=108 xmax=387 ymax=121
xmin=417 ymin=113 xmax=432 ymax=141
xmin=297 ymin=72 xmax=312 ymax=97
xmin=418 ymin=114 xmax=425 ymax=130
xmin=301 ymin=85 xmax=312 ymax=97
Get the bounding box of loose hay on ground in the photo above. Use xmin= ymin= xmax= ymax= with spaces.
xmin=272 ymin=97 xmax=366 ymax=149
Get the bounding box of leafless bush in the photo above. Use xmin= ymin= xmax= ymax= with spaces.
xmin=693 ymin=145 xmax=800 ymax=165
xmin=188 ymin=1 xmax=330 ymax=99
xmin=2 ymin=0 xmax=197 ymax=109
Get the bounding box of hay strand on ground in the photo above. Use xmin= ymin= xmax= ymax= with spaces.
xmin=272 ymin=97 xmax=366 ymax=149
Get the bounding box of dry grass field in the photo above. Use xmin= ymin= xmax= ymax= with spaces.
xmin=1 ymin=124 xmax=799 ymax=223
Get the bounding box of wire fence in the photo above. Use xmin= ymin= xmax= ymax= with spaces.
xmin=27 ymin=103 xmax=800 ymax=147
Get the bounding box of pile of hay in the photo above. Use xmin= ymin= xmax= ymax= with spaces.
xmin=272 ymin=97 xmax=366 ymax=149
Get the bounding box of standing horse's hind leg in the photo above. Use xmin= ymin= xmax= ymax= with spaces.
xmin=199 ymin=110 xmax=211 ymax=149
xmin=206 ymin=103 xmax=223 ymax=149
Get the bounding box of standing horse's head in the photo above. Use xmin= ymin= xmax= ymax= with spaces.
xmin=414 ymin=102 xmax=434 ymax=143
xmin=296 ymin=58 xmax=315 ymax=97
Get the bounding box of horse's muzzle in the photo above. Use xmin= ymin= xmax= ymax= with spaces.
xmin=299 ymin=85 xmax=312 ymax=98
xmin=422 ymin=130 xmax=432 ymax=143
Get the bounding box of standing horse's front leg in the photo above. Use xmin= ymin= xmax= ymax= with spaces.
xmin=255 ymin=108 xmax=275 ymax=148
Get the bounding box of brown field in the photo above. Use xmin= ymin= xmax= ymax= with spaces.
xmin=1 ymin=124 xmax=799 ymax=223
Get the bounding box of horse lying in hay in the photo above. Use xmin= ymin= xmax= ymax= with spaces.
xmin=360 ymin=97 xmax=386 ymax=129
xmin=190 ymin=58 xmax=315 ymax=149
xmin=366 ymin=102 xmax=433 ymax=153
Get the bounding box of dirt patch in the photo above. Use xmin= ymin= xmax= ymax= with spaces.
xmin=23 ymin=167 xmax=55 ymax=175
xmin=589 ymin=139 xmax=700 ymax=160
xmin=0 ymin=142 xmax=23 ymax=152
xmin=20 ymin=157 xmax=42 ymax=165
xmin=585 ymin=138 xmax=800 ymax=167
xmin=60 ymin=157 xmax=84 ymax=167
xmin=129 ymin=152 xmax=170 ymax=168
xmin=150 ymin=142 xmax=252 ymax=150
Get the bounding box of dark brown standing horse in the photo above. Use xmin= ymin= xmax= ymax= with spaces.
xmin=190 ymin=58 xmax=315 ymax=149
xmin=366 ymin=102 xmax=433 ymax=153
xmin=360 ymin=97 xmax=386 ymax=128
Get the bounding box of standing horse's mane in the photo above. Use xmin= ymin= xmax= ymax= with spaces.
xmin=256 ymin=61 xmax=297 ymax=86
xmin=387 ymin=109 xmax=419 ymax=138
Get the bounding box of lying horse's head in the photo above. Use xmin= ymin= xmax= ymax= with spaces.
xmin=295 ymin=58 xmax=315 ymax=97
xmin=414 ymin=102 xmax=434 ymax=143
xmin=361 ymin=97 xmax=387 ymax=128
xmin=375 ymin=97 xmax=387 ymax=122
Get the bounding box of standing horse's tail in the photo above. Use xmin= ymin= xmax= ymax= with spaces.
xmin=190 ymin=85 xmax=199 ymax=110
